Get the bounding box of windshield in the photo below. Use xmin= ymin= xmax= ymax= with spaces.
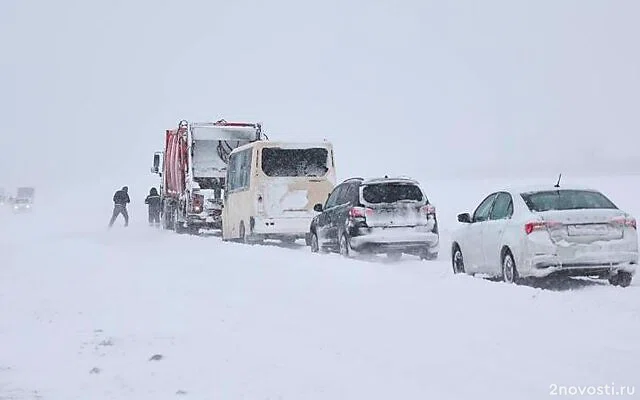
xmin=362 ymin=183 xmax=424 ymax=204
xmin=521 ymin=190 xmax=618 ymax=212
xmin=261 ymin=148 xmax=329 ymax=177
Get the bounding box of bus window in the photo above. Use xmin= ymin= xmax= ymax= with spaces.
xmin=227 ymin=148 xmax=252 ymax=192
xmin=261 ymin=147 xmax=329 ymax=177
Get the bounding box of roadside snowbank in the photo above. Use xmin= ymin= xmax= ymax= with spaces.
xmin=1 ymin=175 xmax=639 ymax=399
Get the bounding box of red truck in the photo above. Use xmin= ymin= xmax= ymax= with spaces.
xmin=151 ymin=119 xmax=265 ymax=234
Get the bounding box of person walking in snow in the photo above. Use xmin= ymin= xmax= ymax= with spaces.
xmin=108 ymin=186 xmax=130 ymax=228
xmin=145 ymin=187 xmax=161 ymax=227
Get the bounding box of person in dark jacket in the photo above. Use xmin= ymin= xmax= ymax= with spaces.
xmin=108 ymin=186 xmax=130 ymax=228
xmin=145 ymin=187 xmax=162 ymax=227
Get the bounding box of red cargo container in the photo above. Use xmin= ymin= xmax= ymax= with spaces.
xmin=151 ymin=119 xmax=265 ymax=234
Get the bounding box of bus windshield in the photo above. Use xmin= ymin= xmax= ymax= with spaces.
xmin=261 ymin=147 xmax=329 ymax=177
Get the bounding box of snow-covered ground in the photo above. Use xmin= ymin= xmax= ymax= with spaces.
xmin=1 ymin=174 xmax=640 ymax=399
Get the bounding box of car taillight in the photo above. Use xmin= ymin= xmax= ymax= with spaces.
xmin=349 ymin=207 xmax=373 ymax=219
xmin=525 ymin=221 xmax=561 ymax=235
xmin=611 ymin=216 xmax=636 ymax=229
xmin=191 ymin=194 xmax=203 ymax=212
xmin=421 ymin=204 xmax=436 ymax=219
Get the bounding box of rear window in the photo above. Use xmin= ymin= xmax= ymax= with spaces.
xmin=261 ymin=148 xmax=329 ymax=177
xmin=521 ymin=190 xmax=618 ymax=212
xmin=362 ymin=183 xmax=424 ymax=204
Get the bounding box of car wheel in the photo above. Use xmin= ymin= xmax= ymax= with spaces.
xmin=610 ymin=271 xmax=633 ymax=287
xmin=452 ymin=245 xmax=465 ymax=274
xmin=310 ymin=232 xmax=320 ymax=253
xmin=339 ymin=233 xmax=351 ymax=257
xmin=420 ymin=248 xmax=438 ymax=260
xmin=174 ymin=212 xmax=185 ymax=234
xmin=304 ymin=233 xmax=312 ymax=247
xmin=502 ymin=250 xmax=519 ymax=284
xmin=239 ymin=222 xmax=247 ymax=244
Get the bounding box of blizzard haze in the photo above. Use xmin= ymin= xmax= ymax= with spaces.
xmin=2 ymin=0 xmax=640 ymax=187
xmin=3 ymin=3 xmax=640 ymax=398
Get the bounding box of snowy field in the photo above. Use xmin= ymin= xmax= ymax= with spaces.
xmin=1 ymin=174 xmax=640 ymax=399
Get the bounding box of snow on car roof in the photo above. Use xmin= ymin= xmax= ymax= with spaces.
xmin=362 ymin=176 xmax=420 ymax=185
xmin=502 ymin=184 xmax=602 ymax=195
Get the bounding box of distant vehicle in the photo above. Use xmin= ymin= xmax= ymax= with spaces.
xmin=12 ymin=197 xmax=32 ymax=213
xmin=0 ymin=187 xmax=6 ymax=205
xmin=309 ymin=176 xmax=439 ymax=260
xmin=222 ymin=141 xmax=336 ymax=244
xmin=12 ymin=187 xmax=35 ymax=212
xmin=17 ymin=187 xmax=35 ymax=200
xmin=451 ymin=185 xmax=638 ymax=287
xmin=152 ymin=119 xmax=264 ymax=234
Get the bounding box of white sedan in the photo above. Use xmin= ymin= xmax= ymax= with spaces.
xmin=451 ymin=185 xmax=638 ymax=287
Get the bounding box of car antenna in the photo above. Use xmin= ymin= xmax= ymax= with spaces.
xmin=554 ymin=173 xmax=562 ymax=188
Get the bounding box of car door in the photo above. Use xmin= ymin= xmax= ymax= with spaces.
xmin=316 ymin=185 xmax=342 ymax=247
xmin=463 ymin=193 xmax=498 ymax=274
xmin=327 ymin=184 xmax=358 ymax=248
xmin=329 ymin=182 xmax=358 ymax=241
xmin=482 ymin=192 xmax=514 ymax=276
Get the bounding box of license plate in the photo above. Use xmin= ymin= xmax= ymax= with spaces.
xmin=567 ymin=224 xmax=609 ymax=236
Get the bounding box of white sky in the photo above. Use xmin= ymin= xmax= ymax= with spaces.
xmin=2 ymin=0 xmax=639 ymax=189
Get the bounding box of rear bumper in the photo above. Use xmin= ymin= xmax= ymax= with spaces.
xmin=521 ymin=230 xmax=639 ymax=278
xmin=527 ymin=252 xmax=638 ymax=278
xmin=350 ymin=226 xmax=439 ymax=254
xmin=252 ymin=216 xmax=313 ymax=238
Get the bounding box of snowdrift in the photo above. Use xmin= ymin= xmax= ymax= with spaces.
xmin=1 ymin=174 xmax=639 ymax=399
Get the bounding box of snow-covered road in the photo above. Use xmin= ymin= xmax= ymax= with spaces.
xmin=1 ymin=175 xmax=639 ymax=399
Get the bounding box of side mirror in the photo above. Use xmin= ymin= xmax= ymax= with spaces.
xmin=457 ymin=213 xmax=472 ymax=223
xmin=151 ymin=153 xmax=161 ymax=174
xmin=313 ymin=203 xmax=323 ymax=212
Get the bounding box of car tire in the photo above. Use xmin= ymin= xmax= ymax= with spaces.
xmin=239 ymin=222 xmax=247 ymax=244
xmin=310 ymin=232 xmax=320 ymax=253
xmin=610 ymin=271 xmax=633 ymax=287
xmin=305 ymin=233 xmax=312 ymax=247
xmin=339 ymin=233 xmax=351 ymax=258
xmin=420 ymin=248 xmax=438 ymax=261
xmin=174 ymin=212 xmax=185 ymax=234
xmin=502 ymin=250 xmax=519 ymax=284
xmin=452 ymin=245 xmax=465 ymax=274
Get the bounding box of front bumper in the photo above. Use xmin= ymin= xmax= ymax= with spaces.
xmin=349 ymin=226 xmax=439 ymax=254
